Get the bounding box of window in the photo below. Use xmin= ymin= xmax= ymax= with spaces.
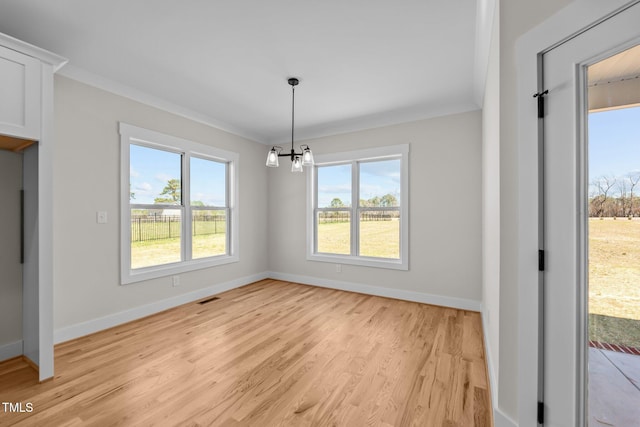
xmin=120 ymin=123 xmax=238 ymax=284
xmin=308 ymin=144 xmax=409 ymax=270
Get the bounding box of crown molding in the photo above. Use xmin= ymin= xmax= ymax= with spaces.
xmin=0 ymin=32 xmax=67 ymax=71
xmin=57 ymin=64 xmax=265 ymax=144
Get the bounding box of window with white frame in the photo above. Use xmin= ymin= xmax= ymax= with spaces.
xmin=120 ymin=123 xmax=238 ymax=284
xmin=308 ymin=144 xmax=409 ymax=270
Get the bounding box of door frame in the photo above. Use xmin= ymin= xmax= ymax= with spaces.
xmin=515 ymin=1 xmax=639 ymax=425
xmin=0 ymin=34 xmax=66 ymax=380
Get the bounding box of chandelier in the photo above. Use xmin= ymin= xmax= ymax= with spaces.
xmin=265 ymin=77 xmax=314 ymax=172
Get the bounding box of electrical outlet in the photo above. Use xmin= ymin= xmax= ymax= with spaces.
xmin=172 ymin=276 xmax=180 ymax=287
xmin=336 ymin=264 xmax=342 ymax=273
xmin=97 ymin=211 xmax=108 ymax=224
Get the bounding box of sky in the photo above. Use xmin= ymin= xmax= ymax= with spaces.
xmin=130 ymin=144 xmax=399 ymax=208
xmin=130 ymin=144 xmax=226 ymax=206
xmin=589 ymin=105 xmax=640 ymax=187
xmin=317 ymin=159 xmax=401 ymax=208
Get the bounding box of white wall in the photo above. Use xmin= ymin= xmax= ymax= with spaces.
xmin=268 ymin=110 xmax=482 ymax=306
xmin=52 ymin=75 xmax=269 ymax=333
xmin=499 ymin=0 xmax=574 ymax=422
xmin=0 ymin=149 xmax=23 ymax=358
xmin=22 ymin=144 xmax=39 ymax=364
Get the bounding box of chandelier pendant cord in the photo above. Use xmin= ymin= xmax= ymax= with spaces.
xmin=291 ymin=84 xmax=295 ymax=158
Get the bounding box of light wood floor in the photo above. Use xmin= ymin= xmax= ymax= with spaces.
xmin=0 ymin=280 xmax=492 ymax=426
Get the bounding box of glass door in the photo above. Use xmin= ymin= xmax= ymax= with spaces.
xmin=587 ymin=44 xmax=640 ymax=426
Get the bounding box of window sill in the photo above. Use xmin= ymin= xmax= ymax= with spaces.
xmin=121 ymin=254 xmax=239 ymax=285
xmin=307 ymin=253 xmax=408 ymax=271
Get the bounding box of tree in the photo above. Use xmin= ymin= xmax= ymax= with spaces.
xmin=130 ymin=184 xmax=135 ymax=201
xmin=628 ymin=173 xmax=640 ymax=217
xmin=330 ymin=198 xmax=344 ymax=208
xmin=381 ymin=193 xmax=398 ymax=207
xmin=590 ymin=176 xmax=615 ymax=218
xmin=154 ymin=179 xmax=181 ymax=204
xmin=618 ymin=179 xmax=629 ymax=217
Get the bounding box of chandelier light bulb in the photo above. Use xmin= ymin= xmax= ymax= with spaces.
xmin=291 ymin=156 xmax=303 ymax=172
xmin=266 ymin=148 xmax=279 ymax=167
xmin=302 ymin=146 xmax=314 ymax=166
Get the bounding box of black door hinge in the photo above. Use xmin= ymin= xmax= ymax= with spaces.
xmin=537 ymin=401 xmax=544 ymax=424
xmin=538 ymin=250 xmax=545 ymax=271
xmin=533 ymin=90 xmax=549 ymax=118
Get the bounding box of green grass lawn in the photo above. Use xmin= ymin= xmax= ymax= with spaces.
xmin=317 ymin=221 xmax=350 ymax=255
xmin=589 ymin=218 xmax=640 ymax=347
xmin=589 ymin=313 xmax=640 ymax=348
xmin=359 ymin=220 xmax=400 ymax=258
xmin=317 ymin=220 xmax=399 ymax=258
xmin=131 ymin=233 xmax=226 ymax=269
xmin=132 ymin=220 xmax=399 ymax=269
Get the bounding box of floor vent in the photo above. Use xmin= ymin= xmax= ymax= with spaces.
xmin=198 ymin=296 xmax=220 ymax=305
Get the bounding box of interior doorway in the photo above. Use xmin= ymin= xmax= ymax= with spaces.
xmin=0 ymin=136 xmax=40 ymax=368
xmin=587 ymin=45 xmax=640 ymax=426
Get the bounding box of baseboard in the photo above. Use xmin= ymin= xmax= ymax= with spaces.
xmin=494 ymin=407 xmax=518 ymax=427
xmin=54 ymin=272 xmax=269 ymax=344
xmin=482 ymin=309 xmax=499 ymax=406
xmin=0 ymin=340 xmax=23 ymax=362
xmin=268 ymin=271 xmax=482 ymax=311
xmin=481 ymin=309 xmax=511 ymax=426
xmin=481 ymin=312 xmax=516 ymax=427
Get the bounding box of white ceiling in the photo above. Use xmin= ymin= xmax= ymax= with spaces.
xmin=588 ymin=44 xmax=640 ymax=86
xmin=588 ymin=43 xmax=640 ymax=111
xmin=0 ymin=0 xmax=490 ymax=144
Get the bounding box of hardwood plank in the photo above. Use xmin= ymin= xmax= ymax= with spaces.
xmin=0 ymin=280 xmax=492 ymax=426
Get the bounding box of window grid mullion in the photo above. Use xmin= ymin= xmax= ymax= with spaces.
xmin=314 ymin=165 xmax=319 ymax=254
xmin=352 ymin=160 xmax=359 ymax=257
xmin=228 ymin=162 xmax=232 ymax=256
xmin=224 ymin=207 xmax=230 ymax=256
xmin=183 ymin=153 xmax=191 ymax=262
xmin=226 ymin=161 xmax=230 ymax=211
